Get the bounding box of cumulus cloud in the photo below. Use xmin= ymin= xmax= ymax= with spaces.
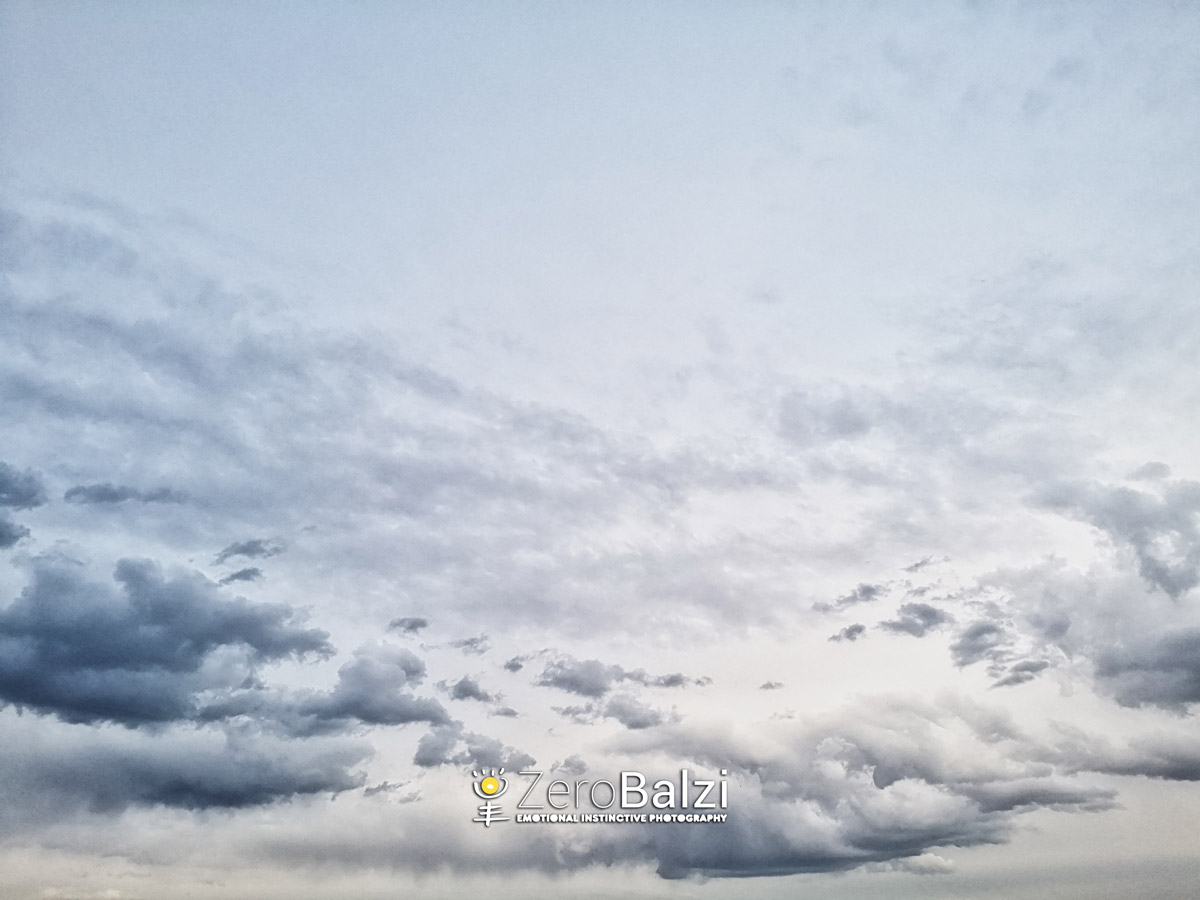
xmin=203 ymin=644 xmax=451 ymax=736
xmin=597 ymin=698 xmax=1120 ymax=879
xmin=448 ymin=675 xmax=492 ymax=702
xmin=0 ymin=556 xmax=332 ymax=726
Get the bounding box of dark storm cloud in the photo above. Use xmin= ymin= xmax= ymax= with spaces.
xmin=63 ymin=482 xmax=187 ymax=504
xmin=0 ymin=720 xmax=369 ymax=826
xmin=950 ymin=621 xmax=1009 ymax=668
xmin=0 ymin=461 xmax=47 ymax=509
xmin=1094 ymin=628 xmax=1200 ymax=708
xmin=292 ymin=645 xmax=449 ymax=731
xmin=388 ymin=616 xmax=429 ymax=634
xmin=829 ymin=624 xmax=866 ymax=642
xmin=219 ymin=566 xmax=264 ymax=585
xmin=0 ymin=556 xmax=331 ymax=726
xmin=0 ymin=516 xmax=30 ymax=549
xmin=1038 ymin=479 xmax=1200 ymax=598
xmin=201 ymin=644 xmax=451 ymax=736
xmin=448 ymin=675 xmax=492 ymax=702
xmin=880 ymin=602 xmax=954 ymax=637
xmin=215 ymin=538 xmax=284 ymax=565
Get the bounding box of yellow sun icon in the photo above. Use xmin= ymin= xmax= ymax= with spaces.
xmin=471 ymin=768 xmax=509 ymax=800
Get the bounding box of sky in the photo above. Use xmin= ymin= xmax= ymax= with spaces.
xmin=1 ymin=2 xmax=1199 ymax=898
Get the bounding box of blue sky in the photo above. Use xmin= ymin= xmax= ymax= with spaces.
xmin=1 ymin=3 xmax=1199 ymax=899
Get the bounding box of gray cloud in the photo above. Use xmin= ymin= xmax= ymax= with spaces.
xmin=0 ymin=461 xmax=47 ymax=509
xmin=0 ymin=556 xmax=332 ymax=726
xmin=0 ymin=719 xmax=369 ymax=827
xmin=991 ymin=659 xmax=1051 ymax=689
xmin=950 ymin=621 xmax=1010 ymax=668
xmin=290 ymin=645 xmax=449 ymax=732
xmin=64 ymin=482 xmax=187 ymax=504
xmin=448 ymin=675 xmax=492 ymax=702
xmin=203 ymin=644 xmax=451 ymax=737
xmin=603 ymin=694 xmax=668 ymax=730
xmin=449 ymin=635 xmax=490 ymax=656
xmin=605 ymin=699 xmax=1118 ymax=879
xmin=535 ymin=655 xmax=704 ymax=699
xmin=829 ymin=624 xmax=866 ymax=643
xmin=1094 ymin=628 xmax=1200 ymax=709
xmin=412 ymin=723 xmax=535 ymax=770
xmin=759 ymin=681 xmax=785 ymax=690
xmin=1038 ymin=479 xmax=1200 ymax=598
xmin=0 ymin=516 xmax=30 ymax=549
xmin=388 ymin=616 xmax=429 ymax=634
xmin=219 ymin=566 xmax=264 ymax=585
xmin=215 ymin=539 xmax=284 ymax=565
xmin=1129 ymin=461 xmax=1171 ymax=481
xmin=816 ymin=583 xmax=886 ymax=613
xmin=552 ymin=694 xmax=673 ymax=730
xmin=881 ymin=602 xmax=954 ymax=638
xmin=503 ymin=655 xmax=527 ymax=672
xmin=537 ymin=657 xmax=627 ymax=698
